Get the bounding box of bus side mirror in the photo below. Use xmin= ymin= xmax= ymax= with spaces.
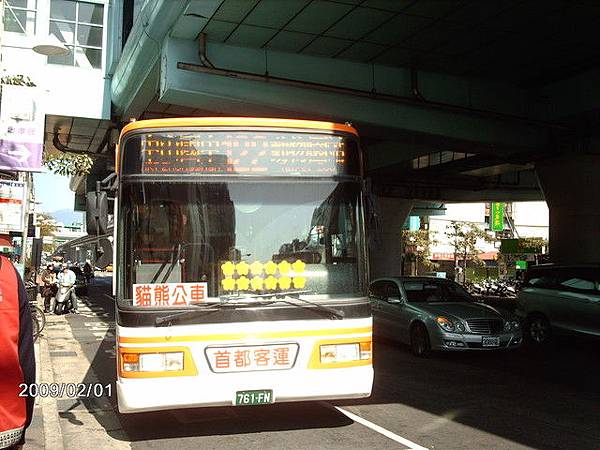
xmin=86 ymin=191 xmax=108 ymax=235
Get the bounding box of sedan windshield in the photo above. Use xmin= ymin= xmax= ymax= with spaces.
xmin=403 ymin=280 xmax=473 ymax=303
xmin=119 ymin=181 xmax=366 ymax=306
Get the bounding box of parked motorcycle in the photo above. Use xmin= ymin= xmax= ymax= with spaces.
xmin=463 ymin=278 xmax=521 ymax=298
xmin=54 ymin=283 xmax=76 ymax=315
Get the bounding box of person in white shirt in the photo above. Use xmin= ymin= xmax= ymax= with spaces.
xmin=57 ymin=265 xmax=79 ymax=314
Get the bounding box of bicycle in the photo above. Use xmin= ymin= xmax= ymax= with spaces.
xmin=29 ymin=301 xmax=46 ymax=341
xmin=25 ymin=280 xmax=46 ymax=341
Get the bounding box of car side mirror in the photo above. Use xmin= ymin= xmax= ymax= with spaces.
xmin=387 ymin=296 xmax=403 ymax=304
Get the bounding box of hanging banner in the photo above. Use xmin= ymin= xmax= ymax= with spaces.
xmin=0 ymin=180 xmax=26 ymax=234
xmin=490 ymin=202 xmax=505 ymax=231
xmin=0 ymin=85 xmax=44 ymax=171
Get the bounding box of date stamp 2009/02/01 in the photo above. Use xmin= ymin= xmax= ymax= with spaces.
xmin=18 ymin=383 xmax=112 ymax=398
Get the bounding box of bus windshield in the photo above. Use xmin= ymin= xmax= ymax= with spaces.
xmin=119 ymin=180 xmax=366 ymax=307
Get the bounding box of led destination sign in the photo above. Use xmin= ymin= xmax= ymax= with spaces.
xmin=135 ymin=131 xmax=358 ymax=176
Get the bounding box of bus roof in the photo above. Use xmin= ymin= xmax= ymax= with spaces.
xmin=119 ymin=117 xmax=358 ymax=140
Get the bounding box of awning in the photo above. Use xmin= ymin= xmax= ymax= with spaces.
xmin=430 ymin=251 xmax=498 ymax=261
xmin=478 ymin=251 xmax=499 ymax=260
xmin=44 ymin=115 xmax=115 ymax=156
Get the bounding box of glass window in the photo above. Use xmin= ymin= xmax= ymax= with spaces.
xmin=557 ymin=268 xmax=600 ymax=292
xmin=369 ymin=281 xmax=387 ymax=298
xmin=402 ymin=280 xmax=470 ymax=303
xmin=76 ymin=47 xmax=102 ymax=68
xmin=560 ymin=278 xmax=595 ymax=291
xmin=444 ymin=282 xmax=473 ymax=302
xmin=525 ymin=267 xmax=558 ymax=289
xmin=384 ymin=282 xmax=401 ymax=300
xmin=3 ymin=0 xmax=37 ymax=35
xmin=403 ymin=281 xmax=443 ymax=303
xmin=119 ymin=181 xmax=366 ymax=306
xmin=50 ymin=0 xmax=76 ymax=20
xmin=78 ymin=2 xmax=103 ymax=24
xmin=77 ymin=24 xmax=102 ymax=47
xmin=48 ymin=0 xmax=104 ymax=69
xmin=49 ymin=20 xmax=75 ymax=43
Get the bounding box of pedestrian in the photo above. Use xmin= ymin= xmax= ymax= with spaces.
xmin=40 ymin=264 xmax=57 ymax=313
xmin=0 ymin=254 xmax=36 ymax=450
xmin=83 ymin=260 xmax=93 ymax=283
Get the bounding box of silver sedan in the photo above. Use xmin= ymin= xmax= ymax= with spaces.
xmin=369 ymin=277 xmax=522 ymax=356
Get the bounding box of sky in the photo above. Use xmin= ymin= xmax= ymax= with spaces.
xmin=33 ymin=171 xmax=75 ymax=212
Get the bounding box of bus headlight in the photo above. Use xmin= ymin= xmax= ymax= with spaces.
xmin=122 ymin=351 xmax=184 ymax=372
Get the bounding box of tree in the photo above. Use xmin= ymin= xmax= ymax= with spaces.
xmin=445 ymin=221 xmax=493 ymax=280
xmin=43 ymin=152 xmax=94 ymax=176
xmin=402 ymin=229 xmax=439 ymax=275
xmin=1 ymin=74 xmax=36 ymax=86
xmin=36 ymin=213 xmax=58 ymax=254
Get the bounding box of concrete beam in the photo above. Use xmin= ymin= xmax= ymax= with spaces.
xmin=111 ymin=0 xmax=225 ymax=117
xmin=534 ymin=67 xmax=600 ymax=122
xmin=536 ymin=154 xmax=600 ymax=263
xmin=372 ymin=169 xmax=543 ymax=202
xmin=160 ymin=38 xmax=554 ymax=153
xmin=368 ymin=197 xmax=412 ymax=279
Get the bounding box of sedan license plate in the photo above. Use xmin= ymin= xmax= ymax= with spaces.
xmin=482 ymin=336 xmax=500 ymax=347
xmin=235 ymin=390 xmax=274 ymax=406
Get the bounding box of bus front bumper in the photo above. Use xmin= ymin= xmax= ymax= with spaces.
xmin=116 ymin=365 xmax=373 ymax=413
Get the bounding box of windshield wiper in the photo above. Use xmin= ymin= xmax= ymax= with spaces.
xmin=155 ymin=290 xmax=345 ymax=325
xmin=235 ymin=290 xmax=345 ymax=320
xmin=154 ymin=300 xmax=263 ymax=326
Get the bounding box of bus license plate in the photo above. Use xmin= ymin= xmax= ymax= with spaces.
xmin=235 ymin=390 xmax=274 ymax=406
xmin=482 ymin=336 xmax=500 ymax=347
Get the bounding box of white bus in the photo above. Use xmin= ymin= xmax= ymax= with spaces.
xmin=90 ymin=117 xmax=372 ymax=413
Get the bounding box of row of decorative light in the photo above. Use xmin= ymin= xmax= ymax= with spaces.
xmin=220 ymin=260 xmax=307 ymax=291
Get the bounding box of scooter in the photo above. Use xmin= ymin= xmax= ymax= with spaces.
xmin=54 ymin=283 xmax=76 ymax=315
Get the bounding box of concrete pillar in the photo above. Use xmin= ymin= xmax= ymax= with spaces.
xmin=368 ymin=196 xmax=413 ymax=278
xmin=536 ymin=155 xmax=600 ymax=264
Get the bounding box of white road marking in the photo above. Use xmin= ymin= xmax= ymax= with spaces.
xmin=331 ymin=405 xmax=429 ymax=450
xmin=93 ymin=331 xmax=114 ymax=339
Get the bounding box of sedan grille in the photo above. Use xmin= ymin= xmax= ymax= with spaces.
xmin=466 ymin=319 xmax=504 ymax=334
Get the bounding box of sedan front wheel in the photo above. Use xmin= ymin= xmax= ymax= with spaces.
xmin=410 ymin=323 xmax=431 ymax=357
xmin=527 ymin=315 xmax=551 ymax=344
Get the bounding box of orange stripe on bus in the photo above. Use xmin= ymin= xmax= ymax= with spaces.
xmin=118 ymin=326 xmax=372 ymax=344
xmin=120 ymin=117 xmax=358 ymax=139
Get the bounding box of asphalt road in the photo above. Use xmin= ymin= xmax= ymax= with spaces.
xmin=55 ymin=276 xmax=600 ymax=449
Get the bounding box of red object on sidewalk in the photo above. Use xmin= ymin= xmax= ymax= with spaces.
xmin=0 ymin=256 xmax=32 ymax=448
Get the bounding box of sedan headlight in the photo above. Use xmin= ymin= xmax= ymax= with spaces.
xmin=436 ymin=316 xmax=455 ymax=332
xmin=504 ymin=320 xmax=521 ymax=331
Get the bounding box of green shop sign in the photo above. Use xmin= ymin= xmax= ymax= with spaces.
xmin=490 ymin=202 xmax=505 ymax=231
xmin=501 ymin=239 xmax=543 ymax=254
xmin=515 ymin=260 xmax=528 ymax=270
